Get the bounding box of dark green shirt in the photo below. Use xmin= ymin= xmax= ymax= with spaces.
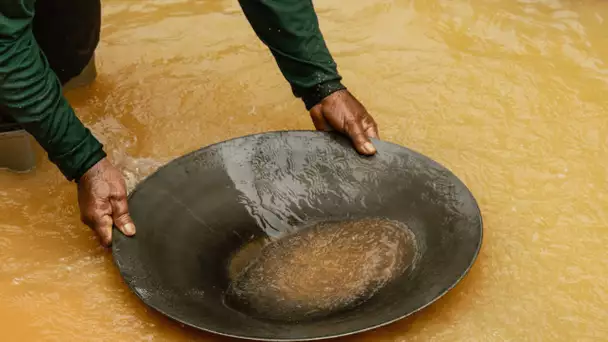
xmin=0 ymin=0 xmax=344 ymax=181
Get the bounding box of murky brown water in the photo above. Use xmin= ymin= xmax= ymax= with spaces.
xmin=1 ymin=0 xmax=607 ymax=341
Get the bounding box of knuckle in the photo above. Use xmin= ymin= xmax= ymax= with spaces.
xmin=114 ymin=191 xmax=127 ymax=201
xmin=114 ymin=208 xmax=128 ymax=219
xmin=110 ymin=185 xmax=127 ymax=200
xmin=347 ymin=121 xmax=364 ymax=134
xmin=87 ymin=211 xmax=108 ymax=227
xmin=96 ymin=182 xmax=111 ymax=198
xmin=362 ymin=113 xmax=376 ymax=123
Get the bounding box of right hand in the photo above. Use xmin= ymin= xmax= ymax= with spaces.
xmin=309 ymin=89 xmax=380 ymax=155
xmin=77 ymin=157 xmax=136 ymax=246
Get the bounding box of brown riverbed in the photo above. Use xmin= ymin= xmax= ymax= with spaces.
xmin=1 ymin=0 xmax=607 ymax=341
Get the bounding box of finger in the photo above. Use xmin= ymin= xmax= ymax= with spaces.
xmin=362 ymin=115 xmax=380 ymax=139
xmin=94 ymin=214 xmax=114 ymax=247
xmin=80 ymin=202 xmax=111 ymax=230
xmin=111 ymin=197 xmax=136 ymax=236
xmin=345 ymin=119 xmax=377 ymax=156
xmin=80 ymin=210 xmax=95 ymax=230
xmin=310 ymin=109 xmax=333 ymax=132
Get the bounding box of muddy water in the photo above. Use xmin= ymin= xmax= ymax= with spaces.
xmin=0 ymin=0 xmax=607 ymax=341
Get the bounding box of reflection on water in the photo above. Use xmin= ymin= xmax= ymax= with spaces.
xmin=0 ymin=0 xmax=607 ymax=341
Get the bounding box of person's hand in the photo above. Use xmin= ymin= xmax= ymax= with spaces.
xmin=77 ymin=157 xmax=135 ymax=247
xmin=309 ymin=89 xmax=379 ymax=155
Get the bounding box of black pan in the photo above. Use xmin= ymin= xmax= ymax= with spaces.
xmin=112 ymin=130 xmax=483 ymax=341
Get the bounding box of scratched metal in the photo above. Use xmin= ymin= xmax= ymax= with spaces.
xmin=112 ymin=130 xmax=482 ymax=341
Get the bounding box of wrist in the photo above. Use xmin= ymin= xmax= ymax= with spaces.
xmin=74 ymin=148 xmax=107 ymax=184
xmin=296 ymin=80 xmax=347 ymax=111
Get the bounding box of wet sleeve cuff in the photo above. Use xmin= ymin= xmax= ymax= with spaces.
xmin=293 ymin=80 xmax=347 ymax=111
xmin=50 ymin=129 xmax=107 ymax=182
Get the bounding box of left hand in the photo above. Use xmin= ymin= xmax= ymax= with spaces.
xmin=77 ymin=157 xmax=136 ymax=247
xmin=309 ymin=89 xmax=379 ymax=155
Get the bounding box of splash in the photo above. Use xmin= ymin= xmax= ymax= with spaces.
xmin=107 ymin=148 xmax=169 ymax=195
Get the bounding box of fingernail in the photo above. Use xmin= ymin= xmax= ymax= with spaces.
xmin=363 ymin=142 xmax=376 ymax=154
xmin=124 ymin=223 xmax=136 ymax=235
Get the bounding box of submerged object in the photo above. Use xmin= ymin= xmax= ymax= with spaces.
xmin=112 ymin=130 xmax=483 ymax=341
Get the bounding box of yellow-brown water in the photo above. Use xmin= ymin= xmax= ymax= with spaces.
xmin=0 ymin=0 xmax=607 ymax=340
xmin=225 ymin=218 xmax=416 ymax=322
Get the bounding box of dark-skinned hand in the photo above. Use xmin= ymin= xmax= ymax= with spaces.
xmin=309 ymin=89 xmax=379 ymax=155
xmin=77 ymin=157 xmax=135 ymax=247
xmin=75 ymin=90 xmax=376 ymax=245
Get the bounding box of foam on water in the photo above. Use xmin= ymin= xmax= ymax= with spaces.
xmin=224 ymin=218 xmax=418 ymax=322
xmin=109 ymin=150 xmax=168 ymax=194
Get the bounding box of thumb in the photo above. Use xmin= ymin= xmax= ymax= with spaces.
xmin=111 ymin=197 xmax=136 ymax=237
xmin=345 ymin=120 xmax=377 ymax=156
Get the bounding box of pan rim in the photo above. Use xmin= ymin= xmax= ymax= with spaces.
xmin=111 ymin=129 xmax=484 ymax=341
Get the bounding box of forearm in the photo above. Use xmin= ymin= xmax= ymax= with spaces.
xmin=0 ymin=2 xmax=105 ymax=181
xmin=238 ymin=0 xmax=346 ymax=109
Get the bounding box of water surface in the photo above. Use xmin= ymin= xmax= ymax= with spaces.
xmin=0 ymin=0 xmax=607 ymax=341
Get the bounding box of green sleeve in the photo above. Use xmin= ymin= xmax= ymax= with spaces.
xmin=238 ymin=0 xmax=346 ymax=110
xmin=0 ymin=0 xmax=105 ymax=181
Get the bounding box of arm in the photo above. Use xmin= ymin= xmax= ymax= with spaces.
xmin=1 ymin=1 xmax=135 ymax=246
xmin=238 ymin=0 xmax=346 ymax=110
xmin=0 ymin=0 xmax=105 ymax=181
xmin=238 ymin=0 xmax=379 ymax=155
